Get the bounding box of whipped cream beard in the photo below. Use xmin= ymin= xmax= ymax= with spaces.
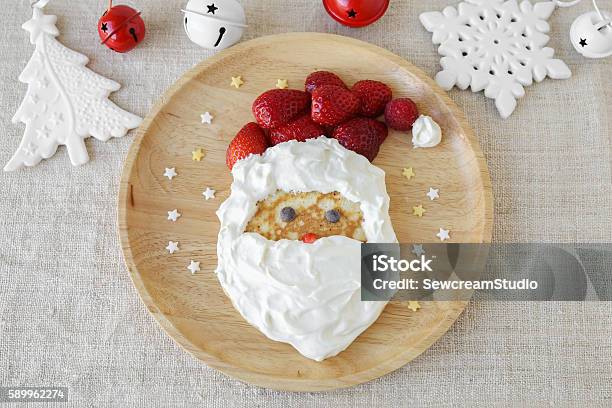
xmin=216 ymin=137 xmax=397 ymax=361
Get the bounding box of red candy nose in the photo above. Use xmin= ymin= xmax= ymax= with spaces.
xmin=322 ymin=0 xmax=390 ymax=28
xmin=302 ymin=233 xmax=319 ymax=244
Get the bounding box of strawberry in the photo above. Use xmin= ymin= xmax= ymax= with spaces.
xmin=384 ymin=98 xmax=419 ymax=131
xmin=252 ymin=89 xmax=310 ymax=129
xmin=304 ymin=71 xmax=346 ymax=93
xmin=226 ymin=122 xmax=269 ymax=170
xmin=311 ymin=85 xmax=360 ymax=126
xmin=351 ymin=80 xmax=392 ymax=117
xmin=269 ymin=114 xmax=326 ymax=145
xmin=370 ymin=119 xmax=389 ymax=144
xmin=333 ymin=118 xmax=382 ymax=162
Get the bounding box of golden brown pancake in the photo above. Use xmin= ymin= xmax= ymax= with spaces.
xmin=245 ymin=190 xmax=366 ymax=241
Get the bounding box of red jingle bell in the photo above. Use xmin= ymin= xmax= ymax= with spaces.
xmin=322 ymin=0 xmax=390 ymax=28
xmin=98 ymin=1 xmax=145 ymax=53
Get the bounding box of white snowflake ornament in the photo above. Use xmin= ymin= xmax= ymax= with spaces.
xmin=4 ymin=4 xmax=141 ymax=171
xmin=420 ymin=0 xmax=571 ymax=118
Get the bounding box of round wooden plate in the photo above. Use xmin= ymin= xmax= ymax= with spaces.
xmin=118 ymin=33 xmax=493 ymax=391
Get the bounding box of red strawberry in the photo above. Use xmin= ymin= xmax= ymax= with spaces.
xmin=305 ymin=71 xmax=347 ymax=93
xmin=323 ymin=125 xmax=336 ymax=136
xmin=226 ymin=122 xmax=269 ymax=170
xmin=269 ymin=114 xmax=326 ymax=145
xmin=384 ymin=98 xmax=419 ymax=131
xmin=311 ymin=85 xmax=360 ymax=126
xmin=252 ymin=89 xmax=310 ymax=129
xmin=370 ymin=119 xmax=389 ymax=144
xmin=351 ymin=80 xmax=392 ymax=117
xmin=333 ymin=118 xmax=382 ymax=162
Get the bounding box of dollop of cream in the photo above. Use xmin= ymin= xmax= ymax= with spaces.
xmin=412 ymin=115 xmax=442 ymax=148
xmin=215 ymin=137 xmax=397 ymax=361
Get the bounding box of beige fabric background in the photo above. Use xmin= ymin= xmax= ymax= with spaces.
xmin=1 ymin=0 xmax=611 ymax=406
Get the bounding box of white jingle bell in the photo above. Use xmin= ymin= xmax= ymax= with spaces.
xmin=182 ymin=0 xmax=246 ymax=50
xmin=569 ymin=10 xmax=612 ymax=58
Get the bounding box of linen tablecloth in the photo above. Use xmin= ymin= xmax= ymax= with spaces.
xmin=1 ymin=0 xmax=611 ymax=406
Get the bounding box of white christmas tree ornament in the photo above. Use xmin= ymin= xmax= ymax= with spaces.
xmin=4 ymin=4 xmax=141 ymax=171
xmin=420 ymin=0 xmax=572 ymax=118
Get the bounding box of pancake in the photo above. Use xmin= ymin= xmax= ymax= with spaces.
xmin=245 ymin=190 xmax=366 ymax=241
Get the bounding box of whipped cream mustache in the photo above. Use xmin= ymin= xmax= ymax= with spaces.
xmin=215 ymin=137 xmax=397 ymax=361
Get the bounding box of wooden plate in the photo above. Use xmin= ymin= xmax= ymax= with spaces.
xmin=118 ymin=33 xmax=493 ymax=391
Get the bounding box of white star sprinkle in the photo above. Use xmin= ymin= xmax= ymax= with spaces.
xmin=426 ymin=187 xmax=439 ymax=201
xmin=200 ymin=112 xmax=214 ymax=125
xmin=163 ymin=167 xmax=177 ymax=180
xmin=412 ymin=244 xmax=425 ymax=256
xmin=187 ymin=260 xmax=200 ymax=274
xmin=202 ymin=187 xmax=216 ymax=201
xmin=166 ymin=241 xmax=179 ymax=254
xmin=436 ymin=228 xmax=450 ymax=241
xmin=167 ymin=209 xmax=181 ymax=222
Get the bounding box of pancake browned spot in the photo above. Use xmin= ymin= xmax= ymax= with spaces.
xmin=245 ymin=190 xmax=366 ymax=241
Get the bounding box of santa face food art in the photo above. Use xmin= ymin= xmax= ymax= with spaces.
xmin=216 ymin=137 xmax=397 ymax=361
xmin=182 ymin=0 xmax=246 ymax=50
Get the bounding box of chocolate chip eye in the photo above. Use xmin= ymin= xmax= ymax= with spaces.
xmin=325 ymin=209 xmax=340 ymax=223
xmin=280 ymin=206 xmax=296 ymax=222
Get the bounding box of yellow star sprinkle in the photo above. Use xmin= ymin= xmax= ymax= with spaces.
xmin=276 ymin=79 xmax=288 ymax=89
xmin=402 ymin=167 xmax=415 ymax=179
xmin=412 ymin=204 xmax=426 ymax=217
xmin=408 ymin=301 xmax=421 ymax=312
xmin=230 ymin=76 xmax=244 ymax=88
xmin=191 ymin=148 xmax=205 ymax=161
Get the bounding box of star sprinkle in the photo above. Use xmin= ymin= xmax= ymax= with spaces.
xmin=436 ymin=228 xmax=450 ymax=241
xmin=230 ymin=76 xmax=244 ymax=88
xmin=426 ymin=187 xmax=439 ymax=201
xmin=187 ymin=260 xmax=200 ymax=274
xmin=202 ymin=187 xmax=216 ymax=201
xmin=276 ymin=79 xmax=288 ymax=89
xmin=192 ymin=148 xmax=205 ymax=161
xmin=402 ymin=167 xmax=415 ymax=180
xmin=412 ymin=244 xmax=425 ymax=257
xmin=412 ymin=205 xmax=426 ymax=217
xmin=167 ymin=209 xmax=181 ymax=222
xmin=166 ymin=241 xmax=179 ymax=254
xmin=200 ymin=112 xmax=213 ymax=124
xmin=163 ymin=167 xmax=177 ymax=180
xmin=408 ymin=301 xmax=421 ymax=312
